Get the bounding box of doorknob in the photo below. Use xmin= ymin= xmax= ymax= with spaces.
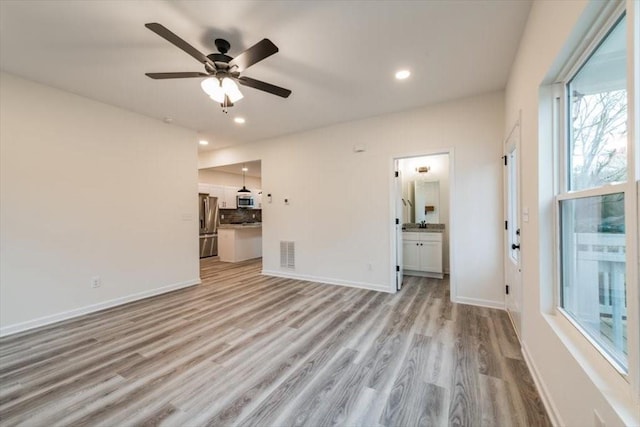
xmin=512 ymin=243 xmax=520 ymax=250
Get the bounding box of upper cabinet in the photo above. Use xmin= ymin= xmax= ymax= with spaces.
xmin=222 ymin=186 xmax=238 ymax=209
xmin=197 ymin=184 xmax=237 ymax=208
xmin=198 ymin=183 xmax=210 ymax=194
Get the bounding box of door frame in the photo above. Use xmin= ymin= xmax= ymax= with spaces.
xmin=390 ymin=148 xmax=455 ymax=296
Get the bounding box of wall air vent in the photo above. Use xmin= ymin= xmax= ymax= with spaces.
xmin=280 ymin=241 xmax=295 ymax=269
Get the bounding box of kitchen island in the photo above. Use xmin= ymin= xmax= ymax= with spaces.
xmin=218 ymin=223 xmax=262 ymax=263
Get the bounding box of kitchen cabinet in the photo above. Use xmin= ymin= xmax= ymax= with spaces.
xmin=198 ymin=183 xmax=210 ymax=194
xmin=208 ymin=185 xmax=225 ymax=207
xmin=402 ymin=231 xmax=443 ymax=278
xmin=222 ymin=186 xmax=238 ymax=209
xmin=198 ymin=184 xmax=237 ymax=208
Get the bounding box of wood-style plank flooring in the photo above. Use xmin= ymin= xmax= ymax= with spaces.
xmin=0 ymin=258 xmax=550 ymax=426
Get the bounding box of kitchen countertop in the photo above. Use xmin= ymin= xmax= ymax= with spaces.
xmin=218 ymin=223 xmax=262 ymax=230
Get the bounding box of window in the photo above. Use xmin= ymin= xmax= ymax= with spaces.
xmin=557 ymin=14 xmax=631 ymax=372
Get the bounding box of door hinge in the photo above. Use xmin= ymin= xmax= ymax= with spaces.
xmin=395 ymin=171 xmax=399 ymax=178
xmin=503 ymin=155 xmax=507 ymax=166
xmin=505 ymin=284 xmax=510 ymax=295
xmin=395 ymin=218 xmax=400 ymax=225
xmin=396 ymin=265 xmax=400 ymax=272
xmin=505 ymin=220 xmax=508 ymax=230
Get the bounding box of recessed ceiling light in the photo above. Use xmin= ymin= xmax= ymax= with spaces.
xmin=199 ymin=140 xmax=209 ymax=146
xmin=242 ymin=167 xmax=249 ymax=172
xmin=395 ymin=70 xmax=411 ymax=80
xmin=234 ymin=117 xmax=246 ymax=124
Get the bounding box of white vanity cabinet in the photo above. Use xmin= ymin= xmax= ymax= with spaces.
xmin=402 ymin=231 xmax=443 ymax=278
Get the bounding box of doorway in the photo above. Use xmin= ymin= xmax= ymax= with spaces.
xmin=393 ymin=151 xmax=453 ymax=293
xmin=197 ymin=160 xmax=264 ymax=273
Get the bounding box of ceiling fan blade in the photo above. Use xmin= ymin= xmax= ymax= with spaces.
xmin=229 ymin=39 xmax=279 ymax=72
xmin=146 ymin=72 xmax=209 ymax=79
xmin=145 ymin=23 xmax=215 ymax=68
xmin=238 ymin=76 xmax=291 ymax=98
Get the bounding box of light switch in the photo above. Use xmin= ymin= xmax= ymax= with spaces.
xmin=522 ymin=207 xmax=529 ymax=223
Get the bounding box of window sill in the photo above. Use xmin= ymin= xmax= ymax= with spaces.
xmin=542 ymin=311 xmax=640 ymax=425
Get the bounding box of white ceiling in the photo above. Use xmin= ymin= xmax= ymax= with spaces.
xmin=0 ymin=0 xmax=531 ymax=151
xmin=204 ymin=160 xmax=261 ymax=178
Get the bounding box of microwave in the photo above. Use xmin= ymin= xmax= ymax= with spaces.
xmin=237 ymin=193 xmax=255 ymax=208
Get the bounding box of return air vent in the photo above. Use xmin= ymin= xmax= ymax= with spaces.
xmin=280 ymin=241 xmax=295 ymax=269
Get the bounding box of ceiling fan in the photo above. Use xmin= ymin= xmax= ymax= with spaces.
xmin=144 ymin=23 xmax=292 ymax=109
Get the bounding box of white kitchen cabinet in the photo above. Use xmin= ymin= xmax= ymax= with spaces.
xmin=207 ymin=185 xmax=225 ymax=207
xmin=197 ymin=184 xmax=245 ymax=209
xmin=402 ymin=231 xmax=443 ymax=278
xmin=222 ymin=186 xmax=238 ymax=209
xmin=198 ymin=183 xmax=210 ymax=194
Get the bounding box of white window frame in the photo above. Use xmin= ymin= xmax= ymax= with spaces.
xmin=553 ymin=1 xmax=639 ymax=391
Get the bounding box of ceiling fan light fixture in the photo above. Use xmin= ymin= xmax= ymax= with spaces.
xmin=201 ymin=77 xmax=226 ymax=103
xmin=222 ymin=77 xmax=244 ymax=103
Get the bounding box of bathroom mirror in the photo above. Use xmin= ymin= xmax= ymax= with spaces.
xmin=414 ymin=180 xmax=439 ymax=223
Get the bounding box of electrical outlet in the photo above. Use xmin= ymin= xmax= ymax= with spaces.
xmin=221 ymin=214 xmax=224 ymax=219
xmin=91 ymin=276 xmax=101 ymax=288
xmin=252 ymin=214 xmax=256 ymax=218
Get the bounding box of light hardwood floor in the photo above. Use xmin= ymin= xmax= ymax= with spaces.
xmin=0 ymin=258 xmax=550 ymax=426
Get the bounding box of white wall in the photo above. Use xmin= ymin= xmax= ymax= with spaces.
xmin=198 ymin=169 xmax=261 ymax=190
xmin=399 ymin=154 xmax=450 ymax=272
xmin=200 ymin=91 xmax=505 ymax=306
xmin=505 ymin=1 xmax=640 ymax=425
xmin=0 ymin=73 xmax=200 ymax=335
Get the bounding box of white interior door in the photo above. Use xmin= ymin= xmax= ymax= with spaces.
xmin=504 ymin=122 xmax=522 ymax=336
xmin=395 ymin=165 xmax=404 ymax=291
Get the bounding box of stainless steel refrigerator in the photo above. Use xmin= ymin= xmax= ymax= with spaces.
xmin=199 ymin=194 xmax=219 ymax=258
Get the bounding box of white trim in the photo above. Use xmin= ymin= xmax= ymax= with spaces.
xmin=556 ymin=182 xmax=629 ymax=201
xmin=544 ymin=312 xmax=640 ymax=425
xmin=557 ymin=307 xmax=628 ymax=376
xmin=262 ymin=270 xmax=393 ymax=294
xmin=0 ymin=278 xmax=201 ymax=337
xmin=625 ymin=0 xmax=640 ymax=399
xmin=452 ymin=296 xmax=505 ymax=310
xmin=521 ymin=343 xmax=565 ymax=427
xmin=555 ymin=1 xmax=627 ymax=83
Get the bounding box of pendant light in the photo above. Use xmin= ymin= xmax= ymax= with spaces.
xmin=238 ymin=164 xmax=251 ymax=193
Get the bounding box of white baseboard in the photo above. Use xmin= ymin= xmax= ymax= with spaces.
xmin=452 ymin=295 xmax=505 ymax=310
xmin=521 ymin=342 xmax=564 ymax=427
xmin=0 ymin=278 xmax=201 ymax=337
xmin=262 ymin=270 xmax=393 ymax=294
